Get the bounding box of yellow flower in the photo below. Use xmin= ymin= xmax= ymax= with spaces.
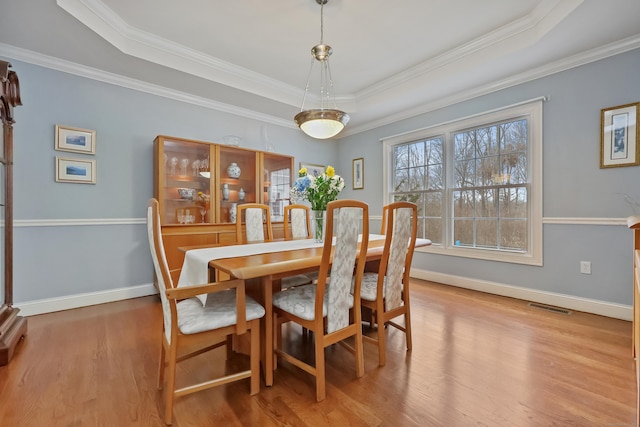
xmin=326 ymin=165 xmax=335 ymax=177
xmin=299 ymin=167 xmax=307 ymax=177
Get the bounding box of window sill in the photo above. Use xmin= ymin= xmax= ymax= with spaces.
xmin=415 ymin=244 xmax=542 ymax=266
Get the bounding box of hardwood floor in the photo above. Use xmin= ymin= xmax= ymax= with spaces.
xmin=0 ymin=280 xmax=636 ymax=426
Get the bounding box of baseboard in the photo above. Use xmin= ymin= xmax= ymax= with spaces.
xmin=15 ymin=284 xmax=158 ymax=316
xmin=13 ymin=274 xmax=633 ymax=321
xmin=411 ymin=268 xmax=632 ymax=321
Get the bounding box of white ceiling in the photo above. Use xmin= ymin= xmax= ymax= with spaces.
xmin=2 ymin=0 xmax=640 ymax=138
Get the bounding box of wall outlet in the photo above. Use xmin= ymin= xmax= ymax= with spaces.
xmin=580 ymin=261 xmax=591 ymax=274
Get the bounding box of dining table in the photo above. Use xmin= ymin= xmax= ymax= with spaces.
xmin=178 ymin=234 xmax=431 ymax=386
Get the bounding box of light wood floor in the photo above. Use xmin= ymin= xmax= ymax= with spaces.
xmin=0 ymin=280 xmax=637 ymax=426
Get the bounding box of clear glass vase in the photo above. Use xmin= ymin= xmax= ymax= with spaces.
xmin=311 ymin=210 xmax=325 ymax=243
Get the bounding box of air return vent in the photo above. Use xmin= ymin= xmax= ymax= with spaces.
xmin=527 ymin=302 xmax=572 ymax=315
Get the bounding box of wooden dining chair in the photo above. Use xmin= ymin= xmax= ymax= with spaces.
xmin=235 ymin=203 xmax=273 ymax=243
xmin=272 ymin=199 xmax=369 ymax=401
xmin=354 ymin=201 xmax=418 ymax=367
xmin=282 ymin=204 xmax=318 ymax=287
xmin=283 ymin=204 xmax=311 ymax=240
xmin=147 ymin=198 xmax=264 ymax=425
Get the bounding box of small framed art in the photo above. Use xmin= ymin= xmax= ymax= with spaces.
xmin=299 ymin=162 xmax=325 ymax=177
xmin=352 ymin=158 xmax=364 ymax=189
xmin=55 ymin=124 xmax=96 ymax=154
xmin=600 ymin=102 xmax=639 ymax=168
xmin=55 ymin=157 xmax=96 ymax=184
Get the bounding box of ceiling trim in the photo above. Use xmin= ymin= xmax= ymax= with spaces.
xmin=2 ymin=35 xmax=638 ymax=139
xmin=56 ymin=0 xmax=311 ymax=108
xmin=356 ymin=0 xmax=582 ymax=101
xmin=342 ymin=35 xmax=640 ymax=137
xmin=0 ymin=43 xmax=296 ymax=129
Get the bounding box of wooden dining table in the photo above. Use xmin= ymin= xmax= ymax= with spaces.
xmin=179 ymin=235 xmax=431 ymax=386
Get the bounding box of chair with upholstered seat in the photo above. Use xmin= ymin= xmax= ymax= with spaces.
xmin=355 ymin=201 xmax=417 ymax=367
xmin=147 ymin=198 xmax=264 ymax=425
xmin=284 ymin=204 xmax=311 ymax=240
xmin=272 ymin=199 xmax=369 ymax=401
xmin=282 ymin=204 xmax=318 ymax=286
xmin=235 ymin=203 xmax=273 ymax=243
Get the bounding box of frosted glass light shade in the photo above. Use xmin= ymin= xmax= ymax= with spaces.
xmin=295 ymin=109 xmax=350 ymax=139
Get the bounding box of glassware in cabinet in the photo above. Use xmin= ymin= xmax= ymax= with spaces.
xmin=154 ymin=136 xmax=215 ymax=225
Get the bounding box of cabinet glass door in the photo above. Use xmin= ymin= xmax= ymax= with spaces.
xmin=160 ymin=138 xmax=213 ymax=225
xmin=263 ymin=153 xmax=293 ymax=222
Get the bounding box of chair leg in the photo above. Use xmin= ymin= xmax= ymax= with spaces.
xmin=157 ymin=342 xmax=166 ymax=390
xmin=404 ymin=307 xmax=412 ymax=351
xmin=164 ymin=344 xmax=178 ymax=425
xmin=250 ymin=320 xmax=260 ymax=395
xmin=314 ymin=333 xmax=326 ymax=402
xmin=273 ymin=313 xmax=279 ymax=371
xmin=377 ymin=318 xmax=387 ymax=367
xmin=355 ymin=326 xmax=365 ymax=378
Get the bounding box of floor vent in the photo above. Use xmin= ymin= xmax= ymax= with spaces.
xmin=527 ymin=302 xmax=572 ymax=315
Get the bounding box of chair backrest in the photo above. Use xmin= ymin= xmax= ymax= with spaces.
xmin=284 ymin=204 xmax=311 ymax=240
xmin=235 ymin=203 xmax=273 ymax=243
xmin=378 ymin=201 xmax=418 ymax=310
xmin=380 ymin=204 xmax=390 ymax=234
xmin=147 ymin=198 xmax=175 ymax=344
xmin=315 ymin=199 xmax=369 ymax=333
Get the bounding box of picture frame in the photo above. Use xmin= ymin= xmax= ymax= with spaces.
xmin=55 ymin=124 xmax=96 ymax=154
xmin=55 ymin=157 xmax=96 ymax=184
xmin=352 ymin=158 xmax=364 ymax=189
xmin=299 ymin=162 xmax=325 ymax=178
xmin=600 ymin=102 xmax=639 ymax=168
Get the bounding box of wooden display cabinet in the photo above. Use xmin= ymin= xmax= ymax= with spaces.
xmin=153 ymin=135 xmax=294 ymax=283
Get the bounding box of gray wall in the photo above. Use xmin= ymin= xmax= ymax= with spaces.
xmin=4 ymin=47 xmax=640 ymax=314
xmin=6 ymin=59 xmax=337 ymax=304
xmin=338 ymin=48 xmax=640 ymax=307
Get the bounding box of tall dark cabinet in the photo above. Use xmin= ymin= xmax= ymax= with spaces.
xmin=0 ymin=61 xmax=26 ymax=366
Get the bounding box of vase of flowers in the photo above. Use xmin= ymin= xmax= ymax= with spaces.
xmin=291 ymin=165 xmax=344 ymax=242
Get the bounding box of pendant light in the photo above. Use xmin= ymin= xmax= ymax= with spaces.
xmin=294 ymin=0 xmax=349 ymax=139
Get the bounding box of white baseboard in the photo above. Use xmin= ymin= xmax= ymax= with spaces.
xmin=12 ymin=273 xmax=633 ymax=321
xmin=14 ymin=284 xmax=158 ymax=316
xmin=411 ymin=268 xmax=632 ymax=321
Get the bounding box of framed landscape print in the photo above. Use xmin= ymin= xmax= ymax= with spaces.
xmin=299 ymin=162 xmax=325 ymax=178
xmin=352 ymin=158 xmax=364 ymax=189
xmin=55 ymin=125 xmax=96 ymax=154
xmin=55 ymin=157 xmax=96 ymax=184
xmin=600 ymin=103 xmax=639 ymax=168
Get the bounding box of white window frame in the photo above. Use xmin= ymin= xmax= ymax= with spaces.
xmin=382 ymin=99 xmax=543 ymax=266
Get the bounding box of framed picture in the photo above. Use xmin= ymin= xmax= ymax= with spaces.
xmin=352 ymin=158 xmax=364 ymax=189
xmin=299 ymin=162 xmax=325 ymax=177
xmin=55 ymin=157 xmax=96 ymax=184
xmin=55 ymin=125 xmax=96 ymax=154
xmin=600 ymin=102 xmax=639 ymax=168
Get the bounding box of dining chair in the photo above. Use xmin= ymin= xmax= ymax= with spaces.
xmin=354 ymin=201 xmax=418 ymax=367
xmin=272 ymin=199 xmax=369 ymax=401
xmin=235 ymin=203 xmax=273 ymax=243
xmin=147 ymin=198 xmax=264 ymax=425
xmin=283 ymin=204 xmax=312 ymax=240
xmin=283 ymin=204 xmax=318 ymax=286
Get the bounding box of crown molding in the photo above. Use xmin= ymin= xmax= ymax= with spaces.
xmin=0 ymin=43 xmax=296 ymax=129
xmin=56 ymin=0 xmax=306 ymax=108
xmin=342 ymin=35 xmax=640 ymax=137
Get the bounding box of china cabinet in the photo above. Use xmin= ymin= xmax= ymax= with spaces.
xmin=0 ymin=61 xmax=25 ymax=366
xmin=153 ymin=135 xmax=294 ymax=282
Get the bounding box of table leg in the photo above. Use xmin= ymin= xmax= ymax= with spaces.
xmin=262 ymin=275 xmax=274 ymax=386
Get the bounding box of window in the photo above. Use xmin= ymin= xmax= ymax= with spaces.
xmin=383 ymin=100 xmax=542 ymax=265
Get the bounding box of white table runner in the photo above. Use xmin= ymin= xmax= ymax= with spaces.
xmin=179 ymin=234 xmax=386 ymax=305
